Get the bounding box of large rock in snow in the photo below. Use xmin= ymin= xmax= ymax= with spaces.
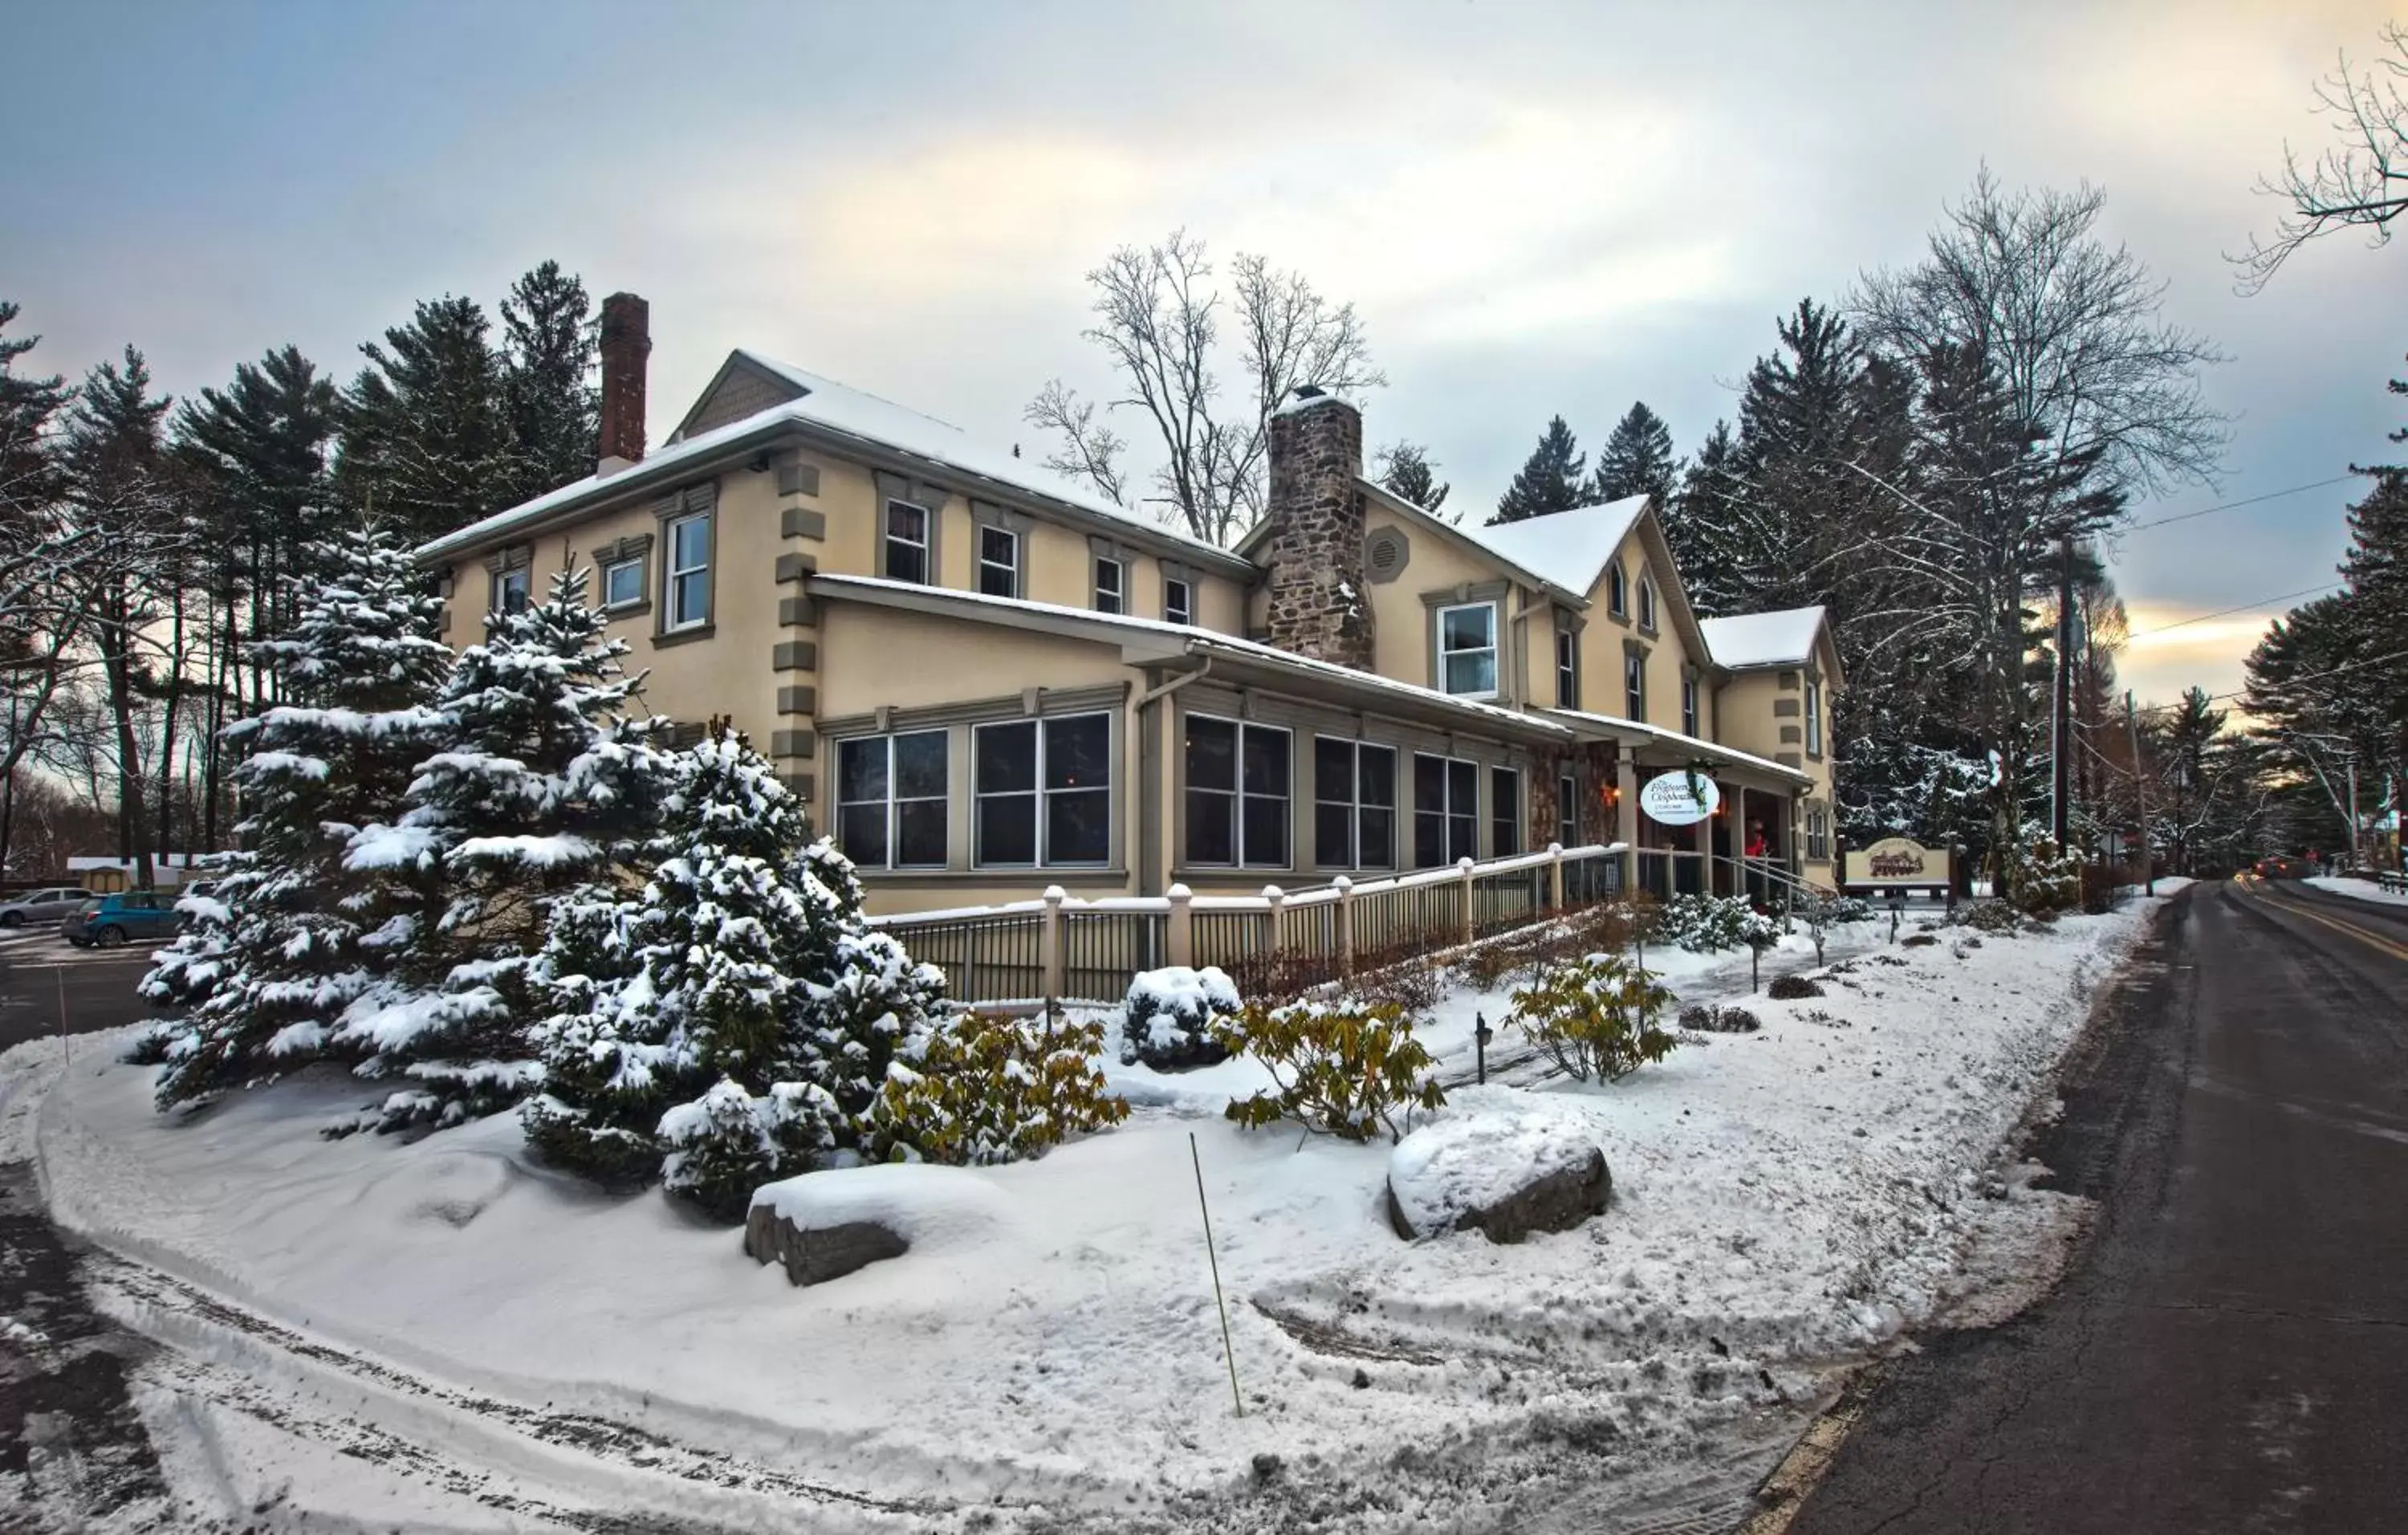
xmin=744 ymin=1162 xmax=1008 ymax=1287
xmin=1385 ymin=1091 xmax=1611 ymax=1244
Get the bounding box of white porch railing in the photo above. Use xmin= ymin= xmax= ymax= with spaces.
xmin=870 ymin=842 xmax=1629 ymax=1007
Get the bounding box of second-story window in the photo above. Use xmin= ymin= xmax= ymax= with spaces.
xmin=1682 ymin=677 xmax=1700 ymax=738
xmin=1638 ymin=577 xmax=1658 ymax=632
xmin=1625 ymin=653 xmax=1646 ymax=721
xmin=977 ymin=525 xmax=1019 ymax=599
xmin=601 ymin=556 xmax=645 ymax=611
xmin=1608 ymin=564 xmax=1628 ymax=617
xmin=1555 ymin=628 xmax=1578 ymax=708
xmin=665 ymin=511 xmax=711 ymax=630
xmin=1094 ymin=556 xmax=1125 ymax=614
xmin=1438 ymin=602 xmax=1499 ymax=698
xmin=1805 ymin=680 xmax=1824 ymax=755
xmin=885 ymin=499 xmax=931 ymax=585
xmin=1165 ymin=576 xmax=1194 ymax=626
xmin=491 ymin=567 xmax=530 ymax=616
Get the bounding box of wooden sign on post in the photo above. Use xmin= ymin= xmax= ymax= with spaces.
xmin=1842 ymin=836 xmax=1953 ymax=900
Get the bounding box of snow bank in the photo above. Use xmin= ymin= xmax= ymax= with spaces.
xmin=750 ymin=1162 xmax=1010 ymax=1251
xmin=2307 ymin=874 xmax=2408 ymax=908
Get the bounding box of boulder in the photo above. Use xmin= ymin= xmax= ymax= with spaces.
xmin=1385 ymin=1090 xmax=1612 ymax=1244
xmin=743 ymin=1205 xmax=910 ymax=1286
xmin=744 ymin=1162 xmax=1009 ymax=1288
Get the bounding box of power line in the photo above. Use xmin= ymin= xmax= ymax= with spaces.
xmin=2122 ymin=474 xmax=2360 ymax=535
xmin=2125 ymin=583 xmax=2345 ymax=641
xmin=2203 ymin=645 xmax=2408 ymax=704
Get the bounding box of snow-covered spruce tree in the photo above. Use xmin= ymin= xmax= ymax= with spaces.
xmin=523 ymin=723 xmax=949 ymax=1216
xmin=339 ymin=565 xmax=671 ymax=1130
xmin=139 ymin=529 xmax=451 ymax=1104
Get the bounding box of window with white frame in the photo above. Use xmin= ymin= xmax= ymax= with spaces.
xmin=1805 ymin=679 xmax=1824 ymax=755
xmin=884 ymin=499 xmax=931 ymax=585
xmin=1312 ymin=738 xmax=1396 ymax=869
xmin=976 ymin=525 xmax=1019 ymax=599
xmin=1411 ymin=753 xmax=1479 ymax=867
xmin=1637 ymin=576 xmax=1658 ymax=631
xmin=1437 ymin=601 xmax=1499 ymax=698
xmin=664 ymin=511 xmax=711 ymax=630
xmin=1625 ymin=652 xmax=1646 ymax=720
xmin=1491 ymin=766 xmax=1522 ymax=857
xmin=1806 ymin=807 xmax=1829 ymax=861
xmin=974 ymin=714 xmax=1112 ymax=868
xmin=1608 ymin=564 xmax=1628 ymax=617
xmin=490 ymin=566 xmax=530 ymax=615
xmin=1555 ymin=627 xmax=1578 ymax=708
xmin=1682 ymin=676 xmax=1700 ymax=739
xmin=1184 ymin=715 xmax=1290 ymax=867
xmin=1093 ymin=556 xmax=1125 ymax=614
xmin=601 ymin=556 xmax=644 ymax=611
xmin=835 ymin=730 xmax=948 ymax=869
xmin=1164 ymin=576 xmax=1194 ymax=626
xmin=1558 ymin=772 xmax=1579 ymax=849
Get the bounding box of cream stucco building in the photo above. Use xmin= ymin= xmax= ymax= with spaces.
xmin=415 ymin=295 xmax=1845 ymax=915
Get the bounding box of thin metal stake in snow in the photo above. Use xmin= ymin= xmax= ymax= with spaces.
xmin=1189 ymin=1132 xmax=1243 ymax=1418
xmin=58 ymin=969 xmax=69 ymax=1063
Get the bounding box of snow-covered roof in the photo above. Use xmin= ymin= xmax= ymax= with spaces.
xmin=809 ymin=574 xmax=1574 ymax=742
xmin=1457 ymin=496 xmax=1649 ymax=599
xmin=1698 ymin=607 xmax=1829 ymax=670
xmin=1540 ymin=708 xmax=1812 ymax=785
xmin=416 ymin=352 xmax=1246 ymax=570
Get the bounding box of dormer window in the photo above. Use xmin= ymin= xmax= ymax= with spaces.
xmin=1608 ymin=564 xmax=1628 ymax=617
xmin=1637 ymin=577 xmax=1658 ymax=632
xmin=1437 ymin=601 xmax=1499 ymax=698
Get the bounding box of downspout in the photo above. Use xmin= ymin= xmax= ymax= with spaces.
xmin=1136 ymin=655 xmax=1215 ymax=896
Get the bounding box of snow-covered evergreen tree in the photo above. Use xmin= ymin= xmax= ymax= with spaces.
xmin=525 ymin=724 xmax=947 ymax=1218
xmin=336 ymin=294 xmax=513 ymax=546
xmin=339 ymin=565 xmax=670 ymax=1130
xmin=1590 ymin=401 xmax=1679 ymax=505
xmin=1491 ymin=416 xmax=1588 ymax=524
xmin=139 ymin=527 xmax=451 ymax=1105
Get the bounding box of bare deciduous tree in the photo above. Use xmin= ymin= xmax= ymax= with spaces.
xmin=1028 ymin=230 xmax=1384 ymax=546
xmin=2234 ymin=22 xmax=2408 ymax=294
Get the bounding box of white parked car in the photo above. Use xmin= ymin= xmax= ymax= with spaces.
xmin=0 ymin=886 xmax=89 ymax=929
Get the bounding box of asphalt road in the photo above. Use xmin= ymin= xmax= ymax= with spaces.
xmin=1784 ymin=879 xmax=2408 ymax=1534
xmin=0 ymin=939 xmax=159 ymax=1052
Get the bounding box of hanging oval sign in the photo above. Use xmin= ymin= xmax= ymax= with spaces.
xmin=1639 ymin=772 xmax=1720 ymax=827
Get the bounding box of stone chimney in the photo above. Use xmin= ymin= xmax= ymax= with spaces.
xmin=1262 ymin=387 xmax=1373 ymax=669
xmin=597 ymin=292 xmax=650 ymax=476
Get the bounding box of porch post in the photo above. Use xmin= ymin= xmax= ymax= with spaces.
xmin=1040 ymin=885 xmax=1068 ymax=1001
xmin=1334 ymin=876 xmax=1355 ymax=979
xmin=1735 ymin=783 xmax=1749 ymax=903
xmin=1166 ymin=882 xmax=1194 ymax=968
xmin=1263 ymin=884 xmax=1286 ymax=955
xmin=1615 ymin=752 xmax=1640 ymax=894
xmin=1548 ymin=842 xmax=1565 ymax=910
xmin=1458 ymin=856 xmax=1477 ymax=946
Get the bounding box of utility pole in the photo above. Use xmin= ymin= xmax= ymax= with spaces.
xmin=2126 ymin=690 xmax=2153 ymax=895
xmin=2346 ymin=758 xmax=2361 ymax=868
xmin=2052 ymin=535 xmax=2075 ymax=846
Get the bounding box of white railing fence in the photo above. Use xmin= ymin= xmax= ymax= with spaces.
xmin=871 ymin=843 xmax=1629 ymax=1008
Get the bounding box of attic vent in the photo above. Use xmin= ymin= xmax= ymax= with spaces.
xmin=1363 ymin=527 xmax=1411 ymax=584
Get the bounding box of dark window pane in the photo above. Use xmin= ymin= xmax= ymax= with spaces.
xmin=1358 ymin=808 xmax=1394 ymax=868
xmin=838 ymin=738 xmax=888 ymax=804
xmin=836 ymin=804 xmax=887 ymax=867
xmin=977 ymin=723 xmax=1036 ymax=795
xmin=1441 ymin=605 xmax=1492 ymax=650
xmin=1315 ymin=738 xmax=1352 ymax=802
xmin=1414 ymin=812 xmax=1443 ymax=869
xmin=1242 ymin=727 xmax=1289 ymax=796
xmin=1186 ymin=790 xmax=1233 ymax=864
xmin=1413 ymin=754 xmax=1444 ymax=812
xmin=893 ymin=731 xmax=947 ymax=799
xmin=1358 ymin=745 xmax=1396 ymax=807
xmin=1186 ymin=717 xmax=1236 ymax=792
xmin=978 ymin=794 xmax=1036 ymax=865
xmin=1243 ymin=796 xmax=1288 ymax=867
xmin=1045 ymin=715 xmax=1111 ymax=791
xmin=1047 ymin=788 xmax=1111 ymax=864
xmin=1448 ymin=759 xmax=1479 ymax=811
xmin=888 ymin=540 xmax=927 ymax=585
xmin=1315 ymin=803 xmax=1352 ymax=866
xmin=1449 ymin=812 xmax=1477 ymax=864
xmin=887 ymin=501 xmax=925 ymax=541
xmin=896 ymin=800 xmax=946 ymax=867
xmin=1165 ymin=579 xmax=1191 ymax=623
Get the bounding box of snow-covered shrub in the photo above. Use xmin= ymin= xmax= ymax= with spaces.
xmin=1957 ymin=898 xmax=2023 ymax=934
xmin=1678 ymin=1003 xmax=1759 ymax=1033
xmin=2007 ymin=833 xmax=2081 ymax=914
xmin=1120 ymin=965 xmax=1241 ymax=1069
xmin=1653 ymin=893 xmax=1779 ymax=954
xmin=1213 ymin=1001 xmax=1446 ymax=1144
xmin=339 ymin=566 xmax=676 ymax=1130
xmin=1824 ymin=894 xmax=1874 ymax=924
xmin=1507 ymin=953 xmax=1677 ymax=1083
xmin=872 ymin=1011 xmax=1129 ymax=1167
xmin=524 ymin=726 xmax=947 ymax=1209
xmin=1766 ymin=974 xmax=1824 ymax=1000
xmin=142 ymin=530 xmax=453 ymax=1110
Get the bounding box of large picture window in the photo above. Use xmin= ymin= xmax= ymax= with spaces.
xmin=1437 ymin=602 xmax=1499 ymax=698
xmin=1491 ymin=766 xmax=1522 ymax=857
xmin=1412 ymin=753 xmax=1479 ymax=868
xmin=1184 ymin=715 xmax=1290 ymax=868
xmin=1312 ymin=739 xmax=1396 ymax=869
xmin=836 ymin=731 xmax=948 ymax=869
xmin=974 ymin=714 xmax=1111 ymax=868
xmin=665 ymin=511 xmax=711 ymax=630
xmin=885 ymin=499 xmax=931 ymax=585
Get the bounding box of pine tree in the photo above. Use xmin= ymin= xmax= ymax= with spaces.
xmin=1491 ymin=416 xmax=1588 ymax=524
xmin=1373 ymin=440 xmax=1451 ymax=516
xmin=336 ymin=295 xmax=512 ymax=546
xmin=339 ymin=565 xmax=670 ymax=1130
xmin=0 ymin=300 xmax=71 ymax=516
xmin=1590 ymin=401 xmax=1679 ymax=504
xmin=1664 ymin=419 xmax=1741 ymax=616
xmin=526 ymin=725 xmax=947 ymax=1217
xmin=499 ymin=261 xmax=600 ymax=505
xmin=140 ymin=528 xmax=453 ymax=1104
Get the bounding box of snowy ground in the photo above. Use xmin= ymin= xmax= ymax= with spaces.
xmin=2305 ymin=873 xmax=2408 ymax=908
xmin=2 ymin=898 xmax=2168 ymax=1533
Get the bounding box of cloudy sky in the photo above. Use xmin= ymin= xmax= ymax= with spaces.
xmin=11 ymin=0 xmax=2402 ymax=704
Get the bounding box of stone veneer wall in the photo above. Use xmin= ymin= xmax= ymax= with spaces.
xmin=1263 ymin=394 xmax=1373 ymax=670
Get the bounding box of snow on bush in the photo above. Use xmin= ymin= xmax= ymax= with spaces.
xmin=871 ymin=1010 xmax=1129 ymax=1167
xmin=1119 ymin=964 xmax=1242 ymax=1069
xmin=1651 ymin=893 xmax=1780 ymax=954
xmin=1213 ymin=1000 xmax=1445 ymax=1144
xmin=2007 ymin=832 xmax=2081 ymax=914
xmin=1508 ymin=952 xmax=1678 ymax=1083
xmin=1385 ymin=1087 xmax=1605 ymax=1239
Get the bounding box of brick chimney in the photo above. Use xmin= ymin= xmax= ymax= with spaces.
xmin=1262 ymin=388 xmax=1373 ymax=669
xmin=597 ymin=292 xmax=650 ymax=476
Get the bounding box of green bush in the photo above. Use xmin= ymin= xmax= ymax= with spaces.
xmin=1654 ymin=893 xmax=1780 ymax=953
xmin=872 ymin=1011 xmax=1129 ymax=1166
xmin=1507 ymin=953 xmax=1678 ymax=1082
xmin=1213 ymin=1000 xmax=1445 ymax=1144
xmin=2008 ymin=833 xmax=2081 ymax=914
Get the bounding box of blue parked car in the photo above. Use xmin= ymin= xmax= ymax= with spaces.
xmin=62 ymin=890 xmax=177 ymax=948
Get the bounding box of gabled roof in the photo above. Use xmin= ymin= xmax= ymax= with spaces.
xmin=1698 ymin=606 xmax=1831 ymax=672
xmin=417 ymin=350 xmax=1249 ymax=573
xmin=1456 ymin=495 xmax=1649 ymax=597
